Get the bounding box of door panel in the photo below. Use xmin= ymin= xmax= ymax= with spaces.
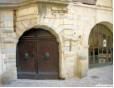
xmin=38 ymin=39 xmax=59 ymax=77
xmin=18 ymin=40 xmax=36 ymax=73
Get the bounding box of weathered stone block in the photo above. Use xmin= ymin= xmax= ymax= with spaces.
xmin=63 ymin=19 xmax=74 ymax=25
xmin=0 ymin=10 xmax=13 ymax=28
xmin=16 ymin=5 xmax=38 ymax=17
xmin=96 ymin=0 xmax=112 ymax=7
xmin=64 ymin=55 xmax=76 ymax=78
xmin=0 ymin=33 xmax=16 ymax=43
xmin=1 ymin=66 xmax=17 ymax=84
xmin=17 ymin=15 xmax=38 ymax=21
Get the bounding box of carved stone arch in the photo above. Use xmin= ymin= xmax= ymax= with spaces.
xmin=87 ymin=21 xmax=113 ymax=45
xmin=88 ymin=21 xmax=113 ymax=68
xmin=16 ymin=25 xmax=64 ymax=79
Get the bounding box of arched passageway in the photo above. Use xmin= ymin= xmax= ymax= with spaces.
xmin=89 ymin=24 xmax=113 ymax=68
xmin=16 ymin=28 xmax=59 ymax=79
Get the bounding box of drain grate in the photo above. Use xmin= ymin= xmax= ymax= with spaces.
xmin=91 ymin=75 xmax=99 ymax=79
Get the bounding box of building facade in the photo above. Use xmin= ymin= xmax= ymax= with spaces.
xmin=0 ymin=0 xmax=113 ymax=82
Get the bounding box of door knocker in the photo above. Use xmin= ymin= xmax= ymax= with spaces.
xmin=44 ymin=52 xmax=50 ymax=60
xmin=24 ymin=53 xmax=29 ymax=60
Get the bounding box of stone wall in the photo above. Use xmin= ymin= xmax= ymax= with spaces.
xmin=96 ymin=0 xmax=112 ymax=7
xmin=0 ymin=10 xmax=17 ymax=83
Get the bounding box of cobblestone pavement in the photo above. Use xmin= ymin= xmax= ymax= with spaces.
xmin=0 ymin=65 xmax=113 ymax=87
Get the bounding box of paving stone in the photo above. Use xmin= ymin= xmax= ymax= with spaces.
xmin=0 ymin=65 xmax=113 ymax=87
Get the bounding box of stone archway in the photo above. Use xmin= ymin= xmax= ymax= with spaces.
xmin=88 ymin=23 xmax=113 ymax=68
xmin=16 ymin=26 xmax=63 ymax=79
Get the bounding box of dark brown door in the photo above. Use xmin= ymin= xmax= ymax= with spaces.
xmin=17 ymin=40 xmax=37 ymax=79
xmin=37 ymin=39 xmax=59 ymax=79
xmin=17 ymin=29 xmax=59 ymax=79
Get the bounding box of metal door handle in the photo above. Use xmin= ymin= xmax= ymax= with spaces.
xmin=24 ymin=53 xmax=29 ymax=60
xmin=44 ymin=52 xmax=50 ymax=60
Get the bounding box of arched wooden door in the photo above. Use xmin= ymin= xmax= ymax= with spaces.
xmin=16 ymin=28 xmax=59 ymax=79
xmin=89 ymin=24 xmax=113 ymax=68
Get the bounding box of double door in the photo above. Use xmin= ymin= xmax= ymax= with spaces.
xmin=17 ymin=38 xmax=59 ymax=79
